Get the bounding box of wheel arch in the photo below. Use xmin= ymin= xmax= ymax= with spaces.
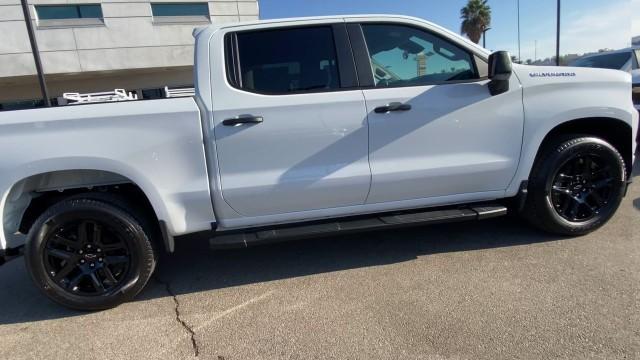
xmin=1 ymin=166 xmax=174 ymax=253
xmin=508 ymin=116 xmax=633 ymax=196
xmin=535 ymin=117 xmax=632 ymax=176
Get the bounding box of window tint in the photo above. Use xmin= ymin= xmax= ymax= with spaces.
xmin=634 ymin=50 xmax=640 ymax=70
xmin=151 ymin=3 xmax=209 ymax=16
xmin=36 ymin=5 xmax=102 ymax=20
xmin=571 ymin=52 xmax=631 ymax=70
xmin=361 ymin=24 xmax=477 ymax=87
xmin=235 ymin=27 xmax=340 ymax=94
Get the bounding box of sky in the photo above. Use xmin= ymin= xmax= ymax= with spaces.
xmin=259 ymin=0 xmax=633 ymax=62
xmin=633 ymin=0 xmax=640 ymax=37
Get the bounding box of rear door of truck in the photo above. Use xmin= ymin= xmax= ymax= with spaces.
xmin=208 ymin=22 xmax=371 ymax=217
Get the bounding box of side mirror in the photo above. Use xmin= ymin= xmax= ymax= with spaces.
xmin=488 ymin=51 xmax=512 ymax=95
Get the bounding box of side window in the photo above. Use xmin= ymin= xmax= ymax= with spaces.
xmin=233 ymin=27 xmax=341 ymax=94
xmin=361 ymin=24 xmax=478 ymax=87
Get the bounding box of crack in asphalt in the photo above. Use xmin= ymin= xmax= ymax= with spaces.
xmin=156 ymin=278 xmax=200 ymax=357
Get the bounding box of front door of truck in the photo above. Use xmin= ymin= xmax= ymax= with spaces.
xmin=351 ymin=22 xmax=524 ymax=204
xmin=210 ymin=24 xmax=371 ymax=217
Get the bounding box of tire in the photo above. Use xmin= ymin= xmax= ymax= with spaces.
xmin=523 ymin=135 xmax=626 ymax=236
xmin=24 ymin=196 xmax=157 ymax=310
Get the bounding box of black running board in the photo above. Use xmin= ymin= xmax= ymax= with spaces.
xmin=209 ymin=204 xmax=507 ymax=249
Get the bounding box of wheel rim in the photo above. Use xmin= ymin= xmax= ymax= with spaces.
xmin=550 ymin=153 xmax=615 ymax=222
xmin=43 ymin=219 xmax=131 ymax=296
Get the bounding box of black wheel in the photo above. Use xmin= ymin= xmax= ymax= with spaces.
xmin=25 ymin=197 xmax=157 ymax=310
xmin=523 ymin=136 xmax=626 ymax=235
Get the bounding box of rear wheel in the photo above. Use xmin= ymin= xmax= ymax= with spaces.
xmin=523 ymin=136 xmax=626 ymax=235
xmin=25 ymin=197 xmax=157 ymax=310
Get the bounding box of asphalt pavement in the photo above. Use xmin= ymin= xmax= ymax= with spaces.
xmin=1 ymin=165 xmax=638 ymax=360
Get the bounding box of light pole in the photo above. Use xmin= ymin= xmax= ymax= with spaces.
xmin=517 ymin=0 xmax=521 ymax=63
xmin=556 ymin=0 xmax=561 ymax=66
xmin=20 ymin=0 xmax=50 ymax=107
xmin=482 ymin=27 xmax=491 ymax=48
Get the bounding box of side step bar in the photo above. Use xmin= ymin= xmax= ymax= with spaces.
xmin=210 ymin=204 xmax=507 ymax=249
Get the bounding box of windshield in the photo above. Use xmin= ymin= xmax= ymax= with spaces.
xmin=571 ymin=52 xmax=631 ymax=70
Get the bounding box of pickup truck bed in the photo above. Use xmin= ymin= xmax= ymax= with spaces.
xmin=0 ymin=98 xmax=215 ymax=252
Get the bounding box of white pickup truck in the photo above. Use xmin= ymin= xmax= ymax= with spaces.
xmin=0 ymin=15 xmax=636 ymax=310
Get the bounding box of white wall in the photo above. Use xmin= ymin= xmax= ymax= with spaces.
xmin=0 ymin=0 xmax=259 ymax=77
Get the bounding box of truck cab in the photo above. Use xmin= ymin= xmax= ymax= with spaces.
xmin=195 ymin=16 xmax=524 ymax=229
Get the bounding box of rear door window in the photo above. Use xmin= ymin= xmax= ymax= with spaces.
xmin=233 ymin=27 xmax=341 ymax=94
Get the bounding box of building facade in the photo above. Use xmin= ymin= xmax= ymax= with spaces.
xmin=0 ymin=0 xmax=259 ymax=108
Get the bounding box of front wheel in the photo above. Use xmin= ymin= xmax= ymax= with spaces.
xmin=522 ymin=136 xmax=626 ymax=236
xmin=25 ymin=197 xmax=157 ymax=310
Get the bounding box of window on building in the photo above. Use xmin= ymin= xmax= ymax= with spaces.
xmin=361 ymin=24 xmax=478 ymax=88
xmin=151 ymin=3 xmax=210 ymax=24
xmin=232 ymin=27 xmax=341 ymax=94
xmin=35 ymin=5 xmax=103 ymax=27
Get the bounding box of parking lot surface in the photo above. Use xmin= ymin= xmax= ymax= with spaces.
xmin=1 ymin=166 xmax=639 ymax=360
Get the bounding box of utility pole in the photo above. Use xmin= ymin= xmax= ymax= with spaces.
xmin=482 ymin=27 xmax=491 ymax=48
xmin=556 ymin=0 xmax=561 ymax=66
xmin=20 ymin=0 xmax=50 ymax=107
xmin=534 ymin=40 xmax=537 ymax=62
xmin=483 ymin=29 xmax=486 ymax=49
xmin=517 ymin=0 xmax=521 ymax=63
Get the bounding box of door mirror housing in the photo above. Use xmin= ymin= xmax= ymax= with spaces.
xmin=488 ymin=51 xmax=512 ymax=96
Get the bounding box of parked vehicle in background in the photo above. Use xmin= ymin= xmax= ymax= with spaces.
xmin=0 ymin=15 xmax=637 ymax=310
xmin=570 ymin=47 xmax=639 ymax=74
xmin=571 ymin=47 xmax=640 ymax=114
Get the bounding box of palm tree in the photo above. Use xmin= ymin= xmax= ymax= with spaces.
xmin=460 ymin=0 xmax=491 ymax=44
